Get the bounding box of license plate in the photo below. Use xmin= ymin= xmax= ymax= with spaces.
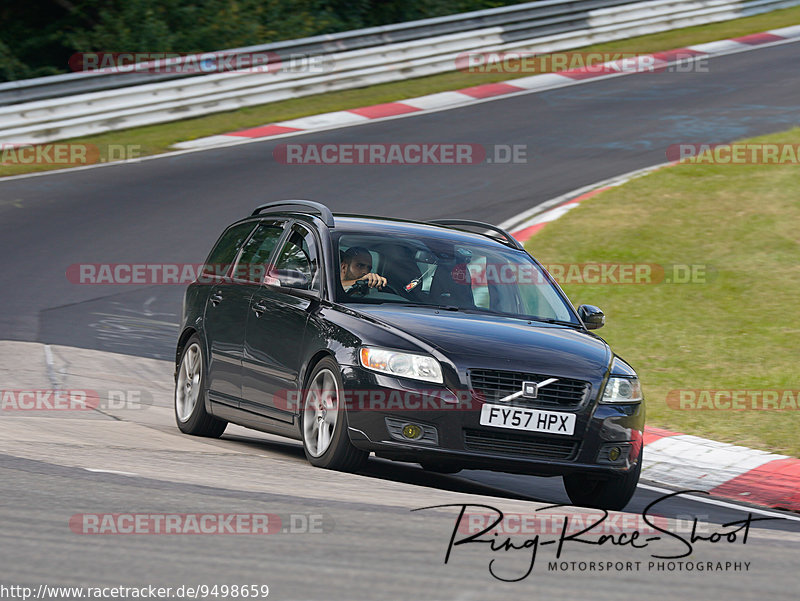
xmin=479 ymin=404 xmax=575 ymax=435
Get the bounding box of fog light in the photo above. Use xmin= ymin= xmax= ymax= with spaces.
xmin=385 ymin=417 xmax=438 ymax=445
xmin=597 ymin=442 xmax=631 ymax=464
xmin=402 ymin=423 xmax=423 ymax=440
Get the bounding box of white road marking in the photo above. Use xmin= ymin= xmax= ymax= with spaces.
xmin=43 ymin=344 xmax=62 ymax=390
xmin=84 ymin=468 xmax=138 ymax=476
xmin=277 ymin=110 xmax=369 ymax=130
xmin=637 ymin=482 xmax=800 ymax=522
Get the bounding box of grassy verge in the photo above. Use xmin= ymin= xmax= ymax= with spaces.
xmin=525 ymin=128 xmax=800 ymax=457
xmin=2 ymin=6 xmax=800 ymax=178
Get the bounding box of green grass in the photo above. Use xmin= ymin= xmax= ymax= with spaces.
xmin=2 ymin=5 xmax=800 ymax=177
xmin=525 ymin=128 xmax=800 ymax=457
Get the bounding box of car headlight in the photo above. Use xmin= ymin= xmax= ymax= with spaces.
xmin=359 ymin=347 xmax=443 ymax=384
xmin=601 ymin=377 xmax=643 ymax=404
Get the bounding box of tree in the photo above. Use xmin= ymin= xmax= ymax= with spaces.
xmin=0 ymin=0 xmax=525 ymax=82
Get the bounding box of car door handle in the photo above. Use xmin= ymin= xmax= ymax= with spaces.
xmin=210 ymin=291 xmax=223 ymax=306
xmin=252 ymin=300 xmax=268 ymax=317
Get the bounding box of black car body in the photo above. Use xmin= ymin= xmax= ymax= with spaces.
xmin=174 ymin=201 xmax=645 ymax=510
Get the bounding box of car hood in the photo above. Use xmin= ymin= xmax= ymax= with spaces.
xmin=355 ymin=305 xmax=611 ymax=380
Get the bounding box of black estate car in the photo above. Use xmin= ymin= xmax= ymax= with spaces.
xmin=174 ymin=201 xmax=645 ymax=510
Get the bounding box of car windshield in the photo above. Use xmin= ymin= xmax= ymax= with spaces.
xmin=334 ymin=231 xmax=579 ymax=324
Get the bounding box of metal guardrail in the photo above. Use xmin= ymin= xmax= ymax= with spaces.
xmin=0 ymin=0 xmax=635 ymax=106
xmin=0 ymin=0 xmax=797 ymax=145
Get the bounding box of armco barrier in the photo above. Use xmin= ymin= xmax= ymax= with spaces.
xmin=0 ymin=0 xmax=798 ymax=145
xmin=0 ymin=0 xmax=636 ymax=106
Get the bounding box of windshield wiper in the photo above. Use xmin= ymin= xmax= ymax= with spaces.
xmin=396 ymin=302 xmax=461 ymax=311
xmin=528 ymin=317 xmax=582 ymax=328
xmin=345 ymin=300 xmax=460 ymax=311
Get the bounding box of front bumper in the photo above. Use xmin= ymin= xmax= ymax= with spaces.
xmin=341 ymin=366 xmax=644 ymax=477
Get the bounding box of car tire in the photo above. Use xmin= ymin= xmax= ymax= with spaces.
xmin=174 ymin=335 xmax=227 ymax=438
xmin=420 ymin=462 xmax=462 ymax=475
xmin=563 ymin=459 xmax=641 ymax=511
xmin=300 ymin=357 xmax=368 ymax=472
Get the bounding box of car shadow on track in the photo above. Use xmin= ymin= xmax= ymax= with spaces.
xmin=220 ymin=431 xmax=566 ymax=504
xmin=217 ymin=432 xmax=800 ymax=530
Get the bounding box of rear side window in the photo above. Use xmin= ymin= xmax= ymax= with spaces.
xmin=233 ymin=222 xmax=286 ymax=283
xmin=272 ymin=224 xmax=320 ymax=291
xmin=201 ymin=222 xmax=257 ymax=278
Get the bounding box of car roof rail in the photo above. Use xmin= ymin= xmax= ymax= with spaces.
xmin=251 ymin=200 xmax=335 ymax=227
xmin=428 ymin=219 xmax=524 ymax=250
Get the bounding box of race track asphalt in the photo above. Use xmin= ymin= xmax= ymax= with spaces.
xmin=1 ymin=39 xmax=799 ymax=601
xmin=0 ymin=40 xmax=798 ymax=359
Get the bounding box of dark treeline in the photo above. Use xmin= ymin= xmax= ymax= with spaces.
xmin=0 ymin=0 xmax=525 ymax=82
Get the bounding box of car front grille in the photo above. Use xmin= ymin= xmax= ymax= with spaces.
xmin=463 ymin=429 xmax=579 ymax=460
xmin=469 ymin=369 xmax=590 ymax=409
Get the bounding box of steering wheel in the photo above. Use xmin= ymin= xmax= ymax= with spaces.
xmin=345 ymin=278 xmax=371 ymax=297
xmin=346 ymin=278 xmax=407 ymax=298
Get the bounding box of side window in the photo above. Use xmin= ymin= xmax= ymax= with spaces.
xmin=202 ymin=222 xmax=257 ymax=278
xmin=272 ymin=225 xmax=320 ymax=291
xmin=233 ymin=221 xmax=285 ymax=283
xmin=468 ymin=255 xmax=490 ymax=308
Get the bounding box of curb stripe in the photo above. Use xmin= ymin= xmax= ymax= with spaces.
xmin=562 ymin=186 xmax=609 ymax=205
xmin=512 ymin=72 xmax=574 ymax=90
xmin=643 ymin=426 xmax=681 ymax=445
xmin=510 ymin=186 xmax=610 ymax=242
xmin=277 ymin=111 xmax=370 ymax=130
xmin=173 ymin=28 xmax=798 ymax=151
xmin=228 ymin=124 xmax=302 ymax=138
xmin=733 ymin=32 xmax=786 ymax=45
xmin=456 ymin=82 xmax=525 ymax=98
xmin=686 ymin=39 xmax=747 ymax=54
xmin=509 ymin=222 xmax=546 ymax=242
xmin=348 ymin=102 xmax=422 ymax=119
xmin=650 ymin=47 xmax=705 ymax=62
xmin=401 ymin=91 xmax=474 ymax=110
xmin=710 ymin=457 xmax=800 ymax=509
xmin=641 ymin=435 xmax=787 ymax=491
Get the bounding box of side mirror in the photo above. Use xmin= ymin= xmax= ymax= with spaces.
xmin=268 ymin=268 xmax=310 ymax=290
xmin=578 ymin=304 xmax=605 ymax=330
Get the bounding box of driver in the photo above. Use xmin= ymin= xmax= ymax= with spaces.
xmin=340 ymin=246 xmax=387 ymax=292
